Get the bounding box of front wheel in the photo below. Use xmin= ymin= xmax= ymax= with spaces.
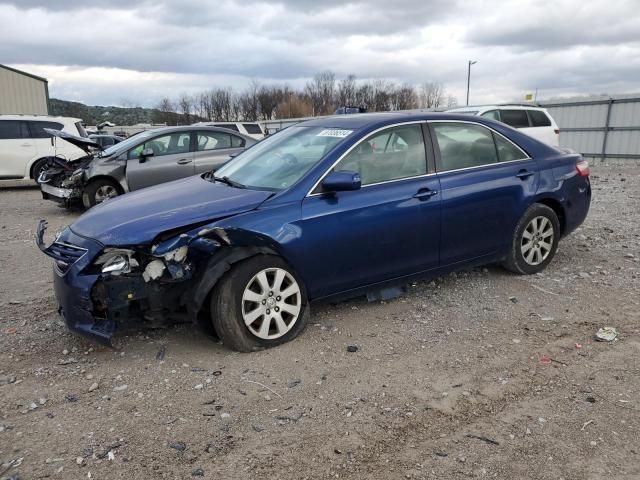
xmin=210 ymin=255 xmax=309 ymax=352
xmin=82 ymin=178 xmax=120 ymax=208
xmin=503 ymin=203 xmax=560 ymax=274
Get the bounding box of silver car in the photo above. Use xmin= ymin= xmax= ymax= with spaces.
xmin=39 ymin=126 xmax=256 ymax=208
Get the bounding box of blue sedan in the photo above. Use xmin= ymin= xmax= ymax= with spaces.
xmin=36 ymin=113 xmax=591 ymax=351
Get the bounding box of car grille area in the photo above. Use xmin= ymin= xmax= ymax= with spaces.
xmin=47 ymin=242 xmax=87 ymax=274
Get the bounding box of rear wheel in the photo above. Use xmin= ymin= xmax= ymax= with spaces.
xmin=503 ymin=203 xmax=560 ymax=274
xmin=82 ymin=178 xmax=120 ymax=208
xmin=210 ymin=255 xmax=309 ymax=352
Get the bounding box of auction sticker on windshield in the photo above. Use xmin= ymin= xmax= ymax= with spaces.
xmin=317 ymin=129 xmax=353 ymax=138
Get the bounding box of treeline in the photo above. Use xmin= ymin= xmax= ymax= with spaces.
xmin=153 ymin=71 xmax=457 ymax=125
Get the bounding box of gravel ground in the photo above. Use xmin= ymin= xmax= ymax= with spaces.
xmin=1 ymin=161 xmax=639 ymax=480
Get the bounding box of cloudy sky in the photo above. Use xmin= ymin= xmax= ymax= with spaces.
xmin=1 ymin=0 xmax=639 ymax=107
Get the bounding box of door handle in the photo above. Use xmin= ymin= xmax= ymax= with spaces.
xmin=515 ymin=169 xmax=534 ymax=179
xmin=21 ymin=143 xmax=31 ymax=147
xmin=176 ymin=158 xmax=193 ymax=165
xmin=413 ymin=188 xmax=438 ymax=200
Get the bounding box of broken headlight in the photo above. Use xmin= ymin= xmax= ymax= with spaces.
xmin=94 ymin=249 xmax=139 ymax=275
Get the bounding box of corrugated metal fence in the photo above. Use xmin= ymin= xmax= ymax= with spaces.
xmin=263 ymin=95 xmax=640 ymax=161
xmin=539 ymin=94 xmax=640 ymax=160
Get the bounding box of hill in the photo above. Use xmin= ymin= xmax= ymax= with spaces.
xmin=48 ymin=98 xmax=188 ymax=126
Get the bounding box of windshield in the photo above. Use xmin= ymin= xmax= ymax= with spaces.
xmin=214 ymin=126 xmax=351 ymax=191
xmin=101 ymin=130 xmax=155 ymax=156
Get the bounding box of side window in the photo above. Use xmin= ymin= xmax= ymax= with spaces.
xmin=0 ymin=120 xmax=26 ymax=139
xmin=481 ymin=110 xmax=500 ymax=121
xmin=500 ymin=110 xmax=530 ymax=128
xmin=214 ymin=124 xmax=239 ymax=132
xmin=29 ymin=121 xmax=64 ymax=139
xmin=242 ymin=123 xmax=263 ymax=134
xmin=527 ymin=110 xmax=552 ymax=127
xmin=432 ymin=123 xmax=498 ymax=171
xmin=197 ymin=131 xmax=234 ymax=151
xmin=493 ymin=133 xmax=528 ymax=162
xmin=333 ymin=124 xmax=426 ymax=186
xmin=127 ymin=132 xmax=191 ymax=159
xmin=230 ymin=135 xmax=245 ymax=148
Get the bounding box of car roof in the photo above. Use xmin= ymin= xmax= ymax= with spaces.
xmin=297 ymin=112 xmax=503 ymax=130
xmin=146 ymin=125 xmax=252 ymax=136
xmin=448 ymin=105 xmax=548 ymax=112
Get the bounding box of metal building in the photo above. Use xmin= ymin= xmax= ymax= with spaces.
xmin=0 ymin=64 xmax=50 ymax=115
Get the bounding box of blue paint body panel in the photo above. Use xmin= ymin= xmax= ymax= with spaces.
xmin=38 ymin=112 xmax=592 ymax=344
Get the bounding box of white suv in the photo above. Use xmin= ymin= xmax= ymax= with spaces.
xmin=447 ymin=105 xmax=560 ymax=146
xmin=0 ymin=115 xmax=88 ymax=181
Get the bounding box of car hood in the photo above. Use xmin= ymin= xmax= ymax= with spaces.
xmin=70 ymin=175 xmax=273 ymax=246
xmin=44 ymin=128 xmax=102 ymax=154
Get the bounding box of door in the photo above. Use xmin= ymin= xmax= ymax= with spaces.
xmin=0 ymin=120 xmax=35 ymax=179
xmin=193 ymin=130 xmax=246 ymax=173
xmin=300 ymin=123 xmax=441 ymax=298
xmin=430 ymin=121 xmax=539 ymax=266
xmin=126 ymin=131 xmax=195 ymax=190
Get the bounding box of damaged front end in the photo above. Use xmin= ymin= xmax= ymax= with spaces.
xmin=38 ymin=129 xmax=102 ymax=205
xmin=36 ymin=219 xmax=226 ymax=346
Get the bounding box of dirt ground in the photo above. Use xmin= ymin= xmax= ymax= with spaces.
xmin=1 ymin=161 xmax=639 ymax=480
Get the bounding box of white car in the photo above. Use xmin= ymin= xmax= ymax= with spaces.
xmin=0 ymin=115 xmax=88 ymax=181
xmin=447 ymin=105 xmax=560 ymax=146
xmin=193 ymin=121 xmax=265 ymax=140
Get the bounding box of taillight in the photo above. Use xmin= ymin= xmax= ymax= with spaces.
xmin=576 ymin=159 xmax=589 ymax=176
xmin=554 ymin=128 xmax=560 ymax=135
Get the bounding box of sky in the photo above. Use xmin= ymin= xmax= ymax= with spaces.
xmin=1 ymin=0 xmax=639 ymax=108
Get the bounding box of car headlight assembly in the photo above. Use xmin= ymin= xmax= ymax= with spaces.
xmin=94 ymin=249 xmax=139 ymax=275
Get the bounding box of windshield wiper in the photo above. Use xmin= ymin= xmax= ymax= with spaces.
xmin=212 ymin=174 xmax=245 ymax=189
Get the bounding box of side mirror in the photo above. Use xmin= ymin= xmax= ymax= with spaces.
xmin=139 ymin=147 xmax=154 ymax=163
xmin=321 ymin=170 xmax=361 ymax=193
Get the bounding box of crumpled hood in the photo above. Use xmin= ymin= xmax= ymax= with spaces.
xmin=70 ymin=175 xmax=272 ymax=246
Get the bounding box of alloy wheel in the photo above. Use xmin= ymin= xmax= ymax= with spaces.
xmin=241 ymin=267 xmax=301 ymax=340
xmin=94 ymin=185 xmax=118 ymax=203
xmin=521 ymin=215 xmax=554 ymax=266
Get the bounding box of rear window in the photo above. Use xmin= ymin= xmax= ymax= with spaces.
xmin=0 ymin=120 xmax=27 ymax=139
xmin=214 ymin=124 xmax=239 ymax=132
xmin=527 ymin=110 xmax=552 ymax=127
xmin=500 ymin=110 xmax=530 ymax=129
xmin=242 ymin=123 xmax=263 ymax=134
xmin=28 ymin=121 xmax=64 ymax=139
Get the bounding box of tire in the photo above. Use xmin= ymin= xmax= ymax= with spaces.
xmin=82 ymin=178 xmax=121 ymax=208
xmin=502 ymin=203 xmax=560 ymax=275
xmin=210 ymin=255 xmax=309 ymax=352
xmin=31 ymin=158 xmax=48 ymax=182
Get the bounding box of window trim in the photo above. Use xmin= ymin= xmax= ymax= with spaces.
xmin=525 ymin=109 xmax=552 ymax=128
xmin=480 ymin=109 xmax=501 ymax=121
xmin=306 ymin=121 xmax=433 ymax=197
xmin=427 ymin=120 xmax=531 ymax=174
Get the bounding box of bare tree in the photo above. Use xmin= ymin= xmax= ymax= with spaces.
xmin=154 ymin=97 xmax=176 ymax=125
xmin=257 ymin=85 xmax=282 ymax=120
xmin=178 ymin=94 xmax=193 ymax=124
xmin=336 ymin=74 xmax=357 ymax=108
xmin=390 ymin=84 xmax=418 ymax=110
xmin=305 ymin=70 xmax=335 ymax=115
xmin=419 ymin=82 xmax=446 ymax=109
xmin=446 ymin=95 xmax=458 ymax=108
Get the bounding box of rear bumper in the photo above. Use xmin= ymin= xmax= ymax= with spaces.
xmin=563 ymin=176 xmax=591 ymax=236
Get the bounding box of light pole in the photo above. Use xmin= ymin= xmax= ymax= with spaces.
xmin=466 ymin=60 xmax=477 ymax=106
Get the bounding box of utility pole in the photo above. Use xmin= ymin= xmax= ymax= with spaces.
xmin=466 ymin=60 xmax=477 ymax=106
